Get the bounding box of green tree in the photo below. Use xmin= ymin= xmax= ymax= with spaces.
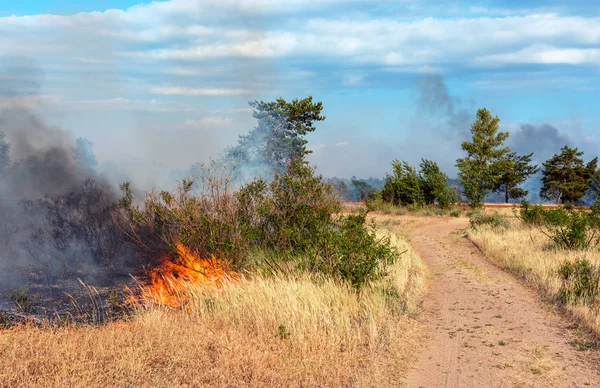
xmin=73 ymin=137 xmax=98 ymax=173
xmin=382 ymin=160 xmax=423 ymax=206
xmin=494 ymin=152 xmax=540 ymax=203
xmin=540 ymin=146 xmax=598 ymax=204
xmin=226 ymin=96 xmax=325 ymax=176
xmin=456 ymin=108 xmax=510 ymax=207
xmin=0 ymin=131 xmax=10 ymax=171
xmin=419 ymin=159 xmax=455 ymax=208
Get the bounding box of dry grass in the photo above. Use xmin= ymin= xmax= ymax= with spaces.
xmin=468 ymin=219 xmax=600 ymax=337
xmin=0 ymin=228 xmax=426 ymax=387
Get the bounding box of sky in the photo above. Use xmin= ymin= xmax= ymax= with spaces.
xmin=0 ymin=0 xmax=599 ymax=186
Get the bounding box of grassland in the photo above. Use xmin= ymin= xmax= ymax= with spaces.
xmin=0 ymin=227 xmax=426 ymax=387
xmin=468 ymin=215 xmax=600 ymax=338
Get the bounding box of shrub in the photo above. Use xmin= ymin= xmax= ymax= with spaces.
xmin=517 ymin=201 xmax=600 ymax=250
xmin=304 ymin=214 xmax=398 ymax=289
xmin=120 ymin=163 xmax=245 ymax=266
xmin=406 ymin=203 xmax=422 ymax=212
xmin=469 ymin=211 xmax=509 ymax=230
xmin=518 ymin=200 xmax=545 ymax=226
xmin=450 ymin=209 xmax=462 ymax=217
xmin=559 ymin=258 xmax=600 ymax=306
xmin=238 ymin=160 xmax=398 ymax=289
xmin=236 ymin=159 xmax=340 ymax=254
xmin=544 ymin=208 xmax=593 ymax=250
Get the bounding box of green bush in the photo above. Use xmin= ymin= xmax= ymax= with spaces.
xmin=450 ymin=209 xmax=462 ymax=217
xmin=121 ymin=159 xmax=399 ymax=290
xmin=120 ymin=163 xmax=245 ymax=265
xmin=518 ymin=200 xmax=545 ymax=226
xmin=304 ymin=214 xmax=398 ymax=289
xmin=237 ymin=159 xmax=398 ymax=289
xmin=517 ymin=201 xmax=600 ymax=250
xmin=559 ymin=258 xmax=599 ymax=305
xmin=469 ymin=211 xmax=509 ymax=230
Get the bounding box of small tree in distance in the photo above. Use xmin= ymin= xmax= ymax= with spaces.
xmin=456 ymin=108 xmax=510 ymax=208
xmin=540 ymin=146 xmax=598 ymax=204
xmin=419 ymin=159 xmax=455 ymax=208
xmin=494 ymin=152 xmax=539 ymax=203
xmin=381 ymin=159 xmax=423 ymax=206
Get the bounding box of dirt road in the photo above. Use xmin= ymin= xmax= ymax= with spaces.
xmin=403 ymin=217 xmax=600 ymax=387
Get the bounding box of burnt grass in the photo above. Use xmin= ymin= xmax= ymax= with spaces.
xmin=0 ymin=268 xmax=138 ymax=328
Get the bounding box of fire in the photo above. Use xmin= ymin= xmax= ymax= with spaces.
xmin=132 ymin=242 xmax=239 ymax=308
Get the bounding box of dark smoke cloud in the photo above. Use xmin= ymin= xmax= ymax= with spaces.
xmin=0 ymin=59 xmax=129 ymax=307
xmin=415 ymin=75 xmax=472 ymax=142
xmin=508 ymin=123 xmax=572 ymax=164
xmin=0 ymin=107 xmax=85 ymax=199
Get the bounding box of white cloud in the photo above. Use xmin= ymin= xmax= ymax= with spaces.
xmin=183 ymin=116 xmax=232 ymax=127
xmin=476 ymin=45 xmax=600 ymax=65
xmin=335 ymin=142 xmax=349 ymax=147
xmin=150 ymin=86 xmax=251 ymax=96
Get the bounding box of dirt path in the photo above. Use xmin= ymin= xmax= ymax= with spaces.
xmin=403 ymin=217 xmax=600 ymax=388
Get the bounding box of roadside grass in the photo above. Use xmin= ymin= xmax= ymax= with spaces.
xmin=0 ymin=228 xmax=427 ymax=387
xmin=468 ymin=219 xmax=600 ymax=338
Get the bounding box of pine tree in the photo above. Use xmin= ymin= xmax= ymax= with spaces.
xmin=456 ymin=108 xmax=510 ymax=207
xmin=225 ymin=96 xmax=325 ymax=177
xmin=540 ymin=146 xmax=598 ymax=204
xmin=494 ymin=152 xmax=539 ymax=203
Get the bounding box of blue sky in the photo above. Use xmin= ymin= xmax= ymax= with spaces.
xmin=1 ymin=0 xmax=599 ymax=185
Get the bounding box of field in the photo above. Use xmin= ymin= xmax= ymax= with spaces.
xmin=0 ymin=226 xmax=427 ymax=387
xmin=2 ymin=205 xmax=600 ymax=386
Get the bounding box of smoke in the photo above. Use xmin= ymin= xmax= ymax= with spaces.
xmin=415 ymin=75 xmax=472 ymax=142
xmin=508 ymin=124 xmax=572 ymax=164
xmin=0 ymin=60 xmax=131 ymax=305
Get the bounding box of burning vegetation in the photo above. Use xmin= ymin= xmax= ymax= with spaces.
xmin=131 ymin=242 xmax=240 ymax=308
xmin=0 ymin=97 xmax=399 ymax=326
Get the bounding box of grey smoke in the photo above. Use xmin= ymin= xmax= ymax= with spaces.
xmin=509 ymin=124 xmax=572 ymax=164
xmin=415 ymin=75 xmax=472 ymax=142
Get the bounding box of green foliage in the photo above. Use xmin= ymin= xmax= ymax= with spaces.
xmin=450 ymin=209 xmax=462 ymax=217
xmin=469 ymin=211 xmax=509 ymax=230
xmin=120 ymin=163 xmax=246 ymax=265
xmin=305 ymin=214 xmax=398 ymax=289
xmin=518 ymin=200 xmax=545 ymax=226
xmin=123 ymin=158 xmax=398 ymax=290
xmin=456 ymin=108 xmax=510 ymax=208
xmin=542 ymin=208 xmax=598 ymax=250
xmin=382 ymin=160 xmax=424 ymax=206
xmin=518 ymin=201 xmax=600 ymax=250
xmin=226 ymin=96 xmax=325 ymax=176
xmin=238 ymin=159 xmax=397 ymax=289
xmin=419 ymin=159 xmax=456 ymax=208
xmin=381 ymin=159 xmax=453 ymax=209
xmin=494 ymin=152 xmax=539 ymax=203
xmin=540 ymin=146 xmax=598 ymax=204
xmin=559 ymin=258 xmax=599 ymax=306
xmin=237 ymin=159 xmax=340 ymax=253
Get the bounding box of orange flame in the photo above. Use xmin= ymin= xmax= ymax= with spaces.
xmin=131 ymin=242 xmax=239 ymax=308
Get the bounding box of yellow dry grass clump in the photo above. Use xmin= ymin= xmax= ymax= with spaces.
xmin=0 ymin=228 xmax=426 ymax=387
xmin=468 ymin=219 xmax=600 ymax=336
